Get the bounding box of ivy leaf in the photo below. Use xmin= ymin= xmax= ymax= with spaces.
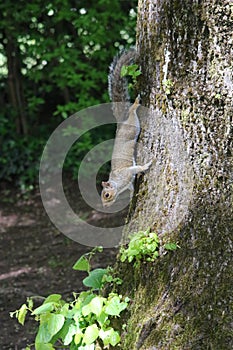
xmin=60 ymin=303 xmax=69 ymax=317
xmin=83 ymin=268 xmax=107 ymax=289
xmin=63 ymin=323 xmax=77 ymax=345
xmin=134 ymin=69 xmax=142 ymax=77
xmin=32 ymin=302 xmax=54 ymax=315
xmin=127 ymin=64 xmax=137 ymax=76
xmin=36 ymin=322 xmax=52 ymax=343
xmin=74 ymin=330 xmax=83 ymax=345
xmin=99 ymin=328 xmax=121 ymax=347
xmin=89 ymin=296 xmax=104 ymax=316
xmin=36 ymin=313 xmax=65 ymax=343
xmin=83 ymin=324 xmax=99 ymax=345
xmin=52 ymin=319 xmax=74 ymax=345
xmin=96 ymin=311 xmax=108 ymax=327
xmin=78 ymin=344 xmax=95 ymax=350
xmin=73 ymin=255 xmax=90 ymax=272
xmin=82 ymin=295 xmax=104 ymax=317
xmin=164 ymin=243 xmax=178 ymax=250
xmin=27 ymin=297 xmax=34 ymax=310
xmin=82 ymin=303 xmax=92 ymax=317
xmin=35 ymin=343 xmax=55 ymax=350
xmin=18 ymin=304 xmax=28 ymax=325
xmin=43 ymin=294 xmax=62 ymax=304
xmin=105 ymin=296 xmax=128 ymax=316
xmin=120 ymin=65 xmax=128 ymax=77
xmin=109 ymin=329 xmax=121 ymax=346
xmin=47 ymin=314 xmax=65 ymax=338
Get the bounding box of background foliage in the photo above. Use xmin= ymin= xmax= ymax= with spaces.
xmin=0 ymin=0 xmax=137 ymax=189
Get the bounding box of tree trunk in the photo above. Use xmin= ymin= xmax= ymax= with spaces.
xmin=5 ymin=31 xmax=28 ymax=135
xmin=119 ymin=1 xmax=233 ymax=349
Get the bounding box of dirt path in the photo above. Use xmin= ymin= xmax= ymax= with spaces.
xmin=0 ymin=184 xmax=118 ymax=349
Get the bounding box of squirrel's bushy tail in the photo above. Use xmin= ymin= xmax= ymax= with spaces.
xmin=108 ymin=48 xmax=137 ymax=122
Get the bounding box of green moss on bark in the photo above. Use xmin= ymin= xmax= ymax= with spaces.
xmin=118 ymin=0 xmax=233 ymax=349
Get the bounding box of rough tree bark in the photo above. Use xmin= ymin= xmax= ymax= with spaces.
xmin=118 ymin=1 xmax=233 ymax=349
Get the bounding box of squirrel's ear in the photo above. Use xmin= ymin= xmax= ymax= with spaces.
xmin=102 ymin=181 xmax=111 ymax=188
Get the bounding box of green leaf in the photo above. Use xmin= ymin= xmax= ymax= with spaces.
xmin=83 ymin=268 xmax=107 ymax=289
xmin=120 ymin=65 xmax=128 ymax=77
xmin=27 ymin=297 xmax=34 ymax=310
xmin=52 ymin=319 xmax=73 ymax=345
xmin=82 ymin=296 xmax=104 ymax=317
xmin=164 ymin=243 xmax=178 ymax=250
xmin=73 ymin=255 xmax=90 ymax=271
xmin=109 ymin=329 xmax=121 ymax=346
xmin=83 ymin=324 xmax=99 ymax=345
xmin=99 ymin=328 xmax=121 ymax=347
xmin=36 ymin=313 xmax=65 ymax=343
xmin=93 ymin=246 xmax=104 ymax=253
xmin=74 ymin=330 xmax=83 ymax=345
xmin=78 ymin=345 xmax=95 ymax=350
xmin=18 ymin=304 xmax=28 ymax=325
xmin=47 ymin=314 xmax=65 ymax=338
xmin=80 ymin=292 xmax=96 ymax=307
xmin=43 ymin=294 xmax=62 ymax=304
xmin=36 ymin=323 xmax=51 ymax=343
xmin=120 ymin=253 xmax=127 ymax=262
xmin=9 ymin=311 xmax=17 ymax=319
xmin=129 ymin=254 xmax=136 ymax=263
xmin=128 ymin=64 xmax=139 ymax=72
xmin=89 ymin=296 xmax=104 ymax=316
xmin=63 ymin=323 xmax=77 ymax=345
xmin=35 ymin=343 xmax=55 ymax=350
xmin=105 ymin=296 xmax=128 ymax=316
xmin=82 ymin=303 xmax=92 ymax=317
xmin=134 ymin=70 xmax=142 ymax=77
xmin=96 ymin=311 xmax=108 ymax=327
xmin=32 ymin=302 xmax=54 ymax=315
xmin=75 ymin=292 xmax=95 ymax=319
xmin=60 ymin=303 xmax=69 ymax=317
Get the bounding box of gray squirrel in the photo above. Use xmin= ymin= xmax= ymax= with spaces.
xmin=101 ymin=49 xmax=152 ymax=207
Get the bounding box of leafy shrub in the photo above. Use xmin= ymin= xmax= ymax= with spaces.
xmin=120 ymin=228 xmax=179 ymax=267
xmin=11 ymin=247 xmax=129 ymax=350
xmin=0 ymin=134 xmax=45 ymax=190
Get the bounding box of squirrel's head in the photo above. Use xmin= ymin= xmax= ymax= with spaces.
xmin=101 ymin=181 xmax=117 ymax=207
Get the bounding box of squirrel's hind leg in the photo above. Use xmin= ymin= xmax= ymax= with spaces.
xmin=129 ymin=160 xmax=153 ymax=176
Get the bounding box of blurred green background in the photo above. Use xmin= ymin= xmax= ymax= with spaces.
xmin=0 ymin=0 xmax=137 ymax=190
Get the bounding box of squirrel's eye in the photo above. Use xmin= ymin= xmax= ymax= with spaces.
xmin=105 ymin=193 xmax=110 ymax=198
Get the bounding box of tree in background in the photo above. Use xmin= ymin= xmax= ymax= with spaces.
xmin=0 ymin=0 xmax=137 ymax=187
xmin=118 ymin=1 xmax=233 ymax=349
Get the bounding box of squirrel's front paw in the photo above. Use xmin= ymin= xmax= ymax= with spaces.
xmin=144 ymin=160 xmax=153 ymax=170
xmin=139 ymin=160 xmax=153 ymax=173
